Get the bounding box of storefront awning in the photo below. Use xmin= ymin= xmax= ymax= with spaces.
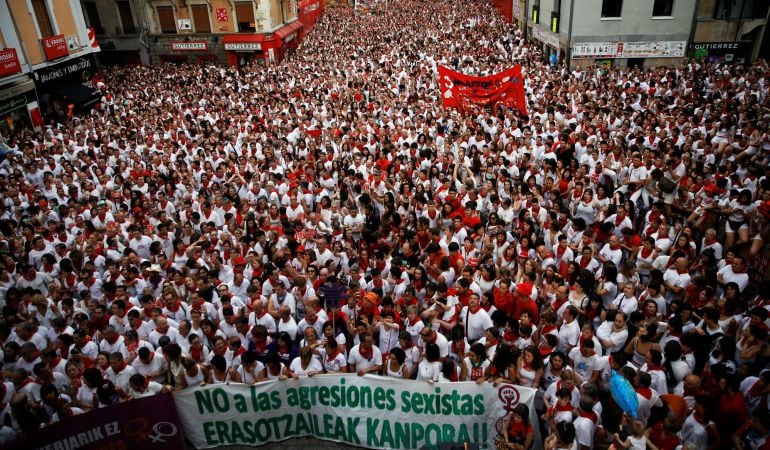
xmin=54 ymin=83 xmax=99 ymax=108
xmin=223 ymin=34 xmax=266 ymax=51
xmin=274 ymin=21 xmax=304 ymax=42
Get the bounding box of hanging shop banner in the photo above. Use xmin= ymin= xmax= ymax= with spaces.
xmin=620 ymin=41 xmax=686 ymax=58
xmin=438 ymin=65 xmax=528 ymax=116
xmin=0 ymin=49 xmax=22 ymax=78
xmin=42 ymin=34 xmax=69 ymax=60
xmin=571 ymin=42 xmax=619 ymax=59
xmin=572 ymin=41 xmax=687 ymax=59
xmin=173 ymin=375 xmax=539 ymax=450
xmin=3 ymin=393 xmax=185 ymax=450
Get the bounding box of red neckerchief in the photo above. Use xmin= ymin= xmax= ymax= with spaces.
xmin=615 ymin=215 xmax=624 ymax=226
xmin=541 ymin=325 xmax=557 ymax=335
xmin=468 ymin=304 xmax=481 ymax=314
xmin=504 ymin=330 xmax=518 ymax=343
xmin=640 ymin=247 xmax=653 ymax=258
xmin=647 ymin=364 xmax=663 ymax=371
xmin=579 ymin=257 xmax=590 ymax=269
xmin=359 ymin=345 xmax=373 ymax=360
xmin=190 ymin=346 xmax=202 ymax=361
xmin=578 ymin=410 xmax=598 ymax=423
xmin=83 ymin=278 xmax=96 ymax=287
xmin=234 ymin=347 xmax=246 ymax=357
xmin=636 ymin=387 xmax=653 ymax=399
xmin=573 ymin=189 xmax=583 ymax=200
xmin=748 ymin=379 xmax=765 ymax=397
xmin=326 ymin=349 xmax=341 ymax=362
xmin=252 ymin=335 xmax=270 ymax=353
xmin=704 ymin=237 xmax=716 ymax=246
xmin=733 ymin=265 xmax=746 ymax=274
xmin=114 ymin=362 xmax=127 ymax=373
xmin=106 ymin=334 xmax=119 ymax=345
xmin=77 ymin=335 xmax=92 ymax=348
xmin=677 ymin=268 xmax=688 ymax=275
xmin=610 ymin=244 xmax=621 ymax=251
xmin=168 ymin=301 xmax=180 ymax=312
xmin=452 ymin=340 xmax=465 ymax=355
xmin=553 ymin=402 xmax=573 ymax=412
xmin=16 ymin=377 xmax=33 ymax=390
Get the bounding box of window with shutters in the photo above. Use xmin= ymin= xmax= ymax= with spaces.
xmin=81 ymin=2 xmax=103 ymax=34
xmin=157 ymin=6 xmax=177 ymax=34
xmin=235 ymin=2 xmax=256 ymax=32
xmin=116 ymin=1 xmax=136 ymax=33
xmin=31 ymin=0 xmax=55 ymax=38
xmin=191 ymin=4 xmax=211 ymax=32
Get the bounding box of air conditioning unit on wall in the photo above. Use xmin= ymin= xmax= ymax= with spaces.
xmin=178 ymin=19 xmax=192 ymax=30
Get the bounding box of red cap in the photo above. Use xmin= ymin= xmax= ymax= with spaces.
xmin=517 ymin=282 xmax=533 ymax=297
xmin=38 ymin=200 xmax=48 ymax=208
xmin=232 ymin=256 xmax=247 ymax=266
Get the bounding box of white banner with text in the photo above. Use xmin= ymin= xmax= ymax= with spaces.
xmin=173 ymin=375 xmax=539 ymax=449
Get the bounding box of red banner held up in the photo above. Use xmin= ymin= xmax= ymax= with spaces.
xmin=438 ymin=65 xmax=527 ymax=116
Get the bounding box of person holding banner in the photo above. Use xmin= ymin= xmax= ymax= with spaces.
xmin=347 ymin=332 xmax=382 ymax=376
xmin=503 ymin=403 xmax=535 ymax=450
xmin=289 ymin=346 xmax=323 ymax=378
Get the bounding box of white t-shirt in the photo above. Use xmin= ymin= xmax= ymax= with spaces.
xmin=289 ymin=356 xmax=323 ymax=378
xmin=347 ymin=344 xmax=383 ymax=372
xmin=416 ymin=360 xmax=442 ymax=382
xmin=557 ymin=320 xmax=580 ymax=352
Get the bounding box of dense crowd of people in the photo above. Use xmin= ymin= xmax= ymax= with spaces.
xmin=0 ymin=0 xmax=769 ymax=448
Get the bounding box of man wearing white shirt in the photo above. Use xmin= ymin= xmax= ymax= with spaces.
xmin=418 ymin=327 xmax=450 ymax=358
xmin=716 ymin=254 xmax=750 ymax=292
xmin=597 ymin=235 xmax=623 ymax=267
xmin=459 ymin=294 xmax=493 ymax=343
xmin=105 ymin=352 xmax=136 ymax=393
xmin=99 ymin=326 xmax=128 ymax=359
xmin=557 ymin=305 xmax=581 ymax=353
xmin=347 ymin=332 xmax=382 ymax=376
xmin=663 ymin=257 xmax=691 ymax=302
xmin=133 ymin=347 xmax=167 ymax=383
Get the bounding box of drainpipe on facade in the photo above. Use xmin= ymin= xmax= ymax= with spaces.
xmin=566 ymin=0 xmax=574 ymax=69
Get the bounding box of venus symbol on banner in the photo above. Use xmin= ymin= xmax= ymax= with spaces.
xmin=495 ymin=384 xmax=521 ymax=435
xmin=124 ymin=417 xmax=180 ymax=443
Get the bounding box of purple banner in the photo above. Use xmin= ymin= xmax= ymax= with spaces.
xmin=2 ymin=393 xmax=185 ymax=450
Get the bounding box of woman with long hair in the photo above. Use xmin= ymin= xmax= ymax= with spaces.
xmin=503 ymin=403 xmax=535 ymax=450
xmin=515 ymin=345 xmax=543 ymax=389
